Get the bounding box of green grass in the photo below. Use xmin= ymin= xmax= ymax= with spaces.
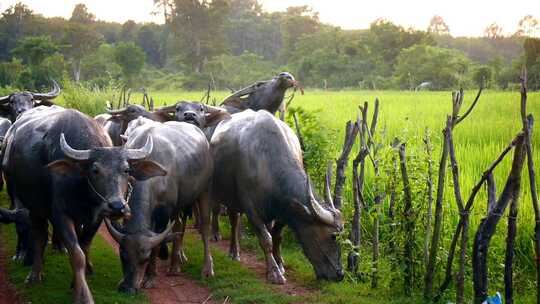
xmin=0 ymin=223 xmax=147 ymax=303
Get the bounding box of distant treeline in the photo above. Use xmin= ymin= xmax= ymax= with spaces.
xmin=0 ymin=1 xmax=539 ymax=91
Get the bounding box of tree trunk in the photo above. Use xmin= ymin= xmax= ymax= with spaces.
xmin=399 ymin=143 xmax=414 ymax=295
xmin=73 ymin=59 xmax=81 ymax=83
xmin=504 ymin=194 xmax=519 ymax=304
xmin=424 ymin=130 xmax=434 ymax=266
xmin=472 ymin=134 xmax=526 ymax=304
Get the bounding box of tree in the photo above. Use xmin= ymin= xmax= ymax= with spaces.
xmin=394 ymin=44 xmax=471 ymax=90
xmin=472 ymin=65 xmax=493 ymax=88
xmin=484 ymin=23 xmax=503 ymax=39
xmin=63 ymin=24 xmax=103 ymax=82
xmin=120 ymin=20 xmax=138 ymax=42
xmin=279 ymin=6 xmax=320 ymax=62
xmin=69 ymin=3 xmax=95 ymax=24
xmin=11 ymin=36 xmax=59 ymax=66
xmin=137 ymin=24 xmax=163 ymax=67
xmin=169 ymin=0 xmax=230 ymax=73
xmin=515 ymin=15 xmax=539 ymax=37
xmin=114 ymin=42 xmax=145 ymax=86
xmin=427 ymin=15 xmax=450 ymax=35
xmin=0 ymin=3 xmax=36 ymax=60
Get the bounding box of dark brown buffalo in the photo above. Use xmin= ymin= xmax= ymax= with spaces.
xmin=1 ymin=105 xmax=166 ymax=304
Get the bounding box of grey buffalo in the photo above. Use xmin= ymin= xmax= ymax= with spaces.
xmin=210 ymin=110 xmax=344 ymax=284
xmin=1 ymin=105 xmax=166 ymax=304
xmin=221 ymin=72 xmax=301 ymax=115
xmin=102 ymin=104 xmax=173 ymax=145
xmin=0 ymin=80 xmax=60 ymax=122
xmin=104 ymin=117 xmax=215 ymax=294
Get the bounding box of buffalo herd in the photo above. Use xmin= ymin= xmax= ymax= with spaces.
xmin=0 ymin=73 xmax=343 ymax=304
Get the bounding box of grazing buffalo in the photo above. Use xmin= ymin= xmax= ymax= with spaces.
xmin=0 ymin=80 xmax=60 ymax=122
xmin=210 ymin=110 xmax=344 ymax=283
xmin=221 ymin=72 xmax=301 ymax=114
xmin=105 ymin=105 xmax=172 ymax=145
xmin=2 ymin=105 xmax=166 ymax=304
xmin=104 ymin=117 xmax=214 ymax=294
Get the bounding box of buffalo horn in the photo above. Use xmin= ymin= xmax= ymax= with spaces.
xmin=126 ymin=136 xmax=153 ymax=160
xmin=146 ymin=221 xmax=174 ymax=248
xmin=154 ymin=104 xmax=176 ymax=114
xmin=324 ymin=161 xmax=336 ymax=210
xmin=60 ymin=133 xmax=91 ymax=160
xmin=306 ymin=175 xmax=335 ymax=226
xmin=203 ymin=104 xmax=226 ymax=113
xmin=32 ymin=80 xmax=60 ymax=101
xmin=104 ymin=218 xmax=125 ymax=243
xmin=107 ymin=107 xmax=128 ymax=115
xmin=0 ymin=95 xmax=10 ymax=104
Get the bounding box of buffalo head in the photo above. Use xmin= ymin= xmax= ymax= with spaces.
xmin=47 ymin=134 xmax=167 ymax=218
xmin=104 ymin=219 xmax=176 ymax=294
xmin=0 ymin=80 xmax=60 ymax=122
xmin=157 ymin=101 xmax=229 ymax=129
xmin=293 ymin=174 xmax=344 ymax=281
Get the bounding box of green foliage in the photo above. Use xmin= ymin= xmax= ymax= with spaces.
xmin=0 ymin=58 xmax=23 ymax=87
xmin=472 ymin=65 xmax=493 ymax=88
xmin=206 ymin=51 xmax=276 ymax=89
xmin=395 ymin=44 xmax=471 ymax=90
xmin=113 ymin=42 xmax=146 ymax=86
xmin=60 ymin=78 xmax=114 ymax=116
xmin=12 ymin=36 xmax=59 ymax=66
xmin=286 ymin=106 xmax=337 ymax=188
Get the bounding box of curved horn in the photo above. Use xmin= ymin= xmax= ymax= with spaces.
xmin=0 ymin=95 xmax=10 ymax=104
xmin=126 ymin=136 xmax=153 ymax=160
xmin=104 ymin=219 xmax=125 ymax=243
xmin=324 ymin=161 xmax=336 ymax=210
xmin=203 ymin=104 xmax=227 ymax=113
xmin=107 ymin=107 xmax=128 ymax=115
xmin=146 ymin=221 xmax=174 ymax=248
xmin=32 ymin=80 xmax=61 ymax=100
xmin=60 ymin=133 xmax=91 ymax=160
xmin=155 ymin=104 xmax=177 ymax=114
xmin=306 ymin=175 xmax=335 ymax=226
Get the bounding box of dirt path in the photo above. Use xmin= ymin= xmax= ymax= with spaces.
xmin=98 ymin=224 xmax=217 ymax=304
xmin=206 ymin=229 xmax=314 ymax=298
xmin=0 ymin=228 xmax=21 ymax=304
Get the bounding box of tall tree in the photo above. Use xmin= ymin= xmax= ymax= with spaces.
xmin=114 ymin=42 xmax=146 ymax=86
xmin=69 ymin=3 xmax=95 ymax=24
xmin=427 ymin=15 xmax=450 ymax=35
xmin=279 ymin=6 xmax=320 ymax=62
xmin=120 ymin=20 xmax=138 ymax=42
xmin=484 ymin=23 xmax=504 ymax=39
xmin=169 ymin=0 xmax=230 ymax=73
xmin=0 ymin=3 xmax=35 ymax=60
xmin=515 ymin=15 xmax=539 ymax=37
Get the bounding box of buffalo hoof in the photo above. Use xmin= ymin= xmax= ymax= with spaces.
xmin=118 ymin=282 xmax=138 ymax=295
xmin=229 ymin=251 xmax=240 ymax=262
xmin=85 ymin=263 xmax=94 ymax=276
xmin=211 ymin=232 xmax=221 ymax=242
xmin=201 ymin=263 xmax=214 ymax=278
xmin=179 ymin=250 xmax=188 ymax=264
xmin=267 ymin=270 xmax=286 ymax=285
xmin=25 ymin=272 xmax=43 ymax=285
xmin=142 ymin=276 xmax=155 ymax=289
xmin=167 ymin=266 xmax=182 ymax=277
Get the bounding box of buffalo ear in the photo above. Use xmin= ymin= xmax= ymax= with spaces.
xmin=130 ymin=160 xmax=167 ymax=181
xmin=204 ymin=111 xmax=230 ymax=127
xmin=46 ymin=159 xmax=81 ymax=175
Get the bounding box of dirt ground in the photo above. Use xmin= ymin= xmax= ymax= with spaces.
xmin=98 ymin=224 xmax=217 ymax=304
xmin=0 ymin=229 xmax=21 ymax=304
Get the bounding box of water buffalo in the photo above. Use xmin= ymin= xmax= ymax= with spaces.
xmin=2 ymin=105 xmax=166 ymax=304
xmin=0 ymin=80 xmax=60 ymax=122
xmin=221 ymin=72 xmax=301 ymax=114
xmin=104 ymin=117 xmax=215 ymax=294
xmin=105 ymin=104 xmax=172 ymax=145
xmin=210 ymin=110 xmax=344 ymax=283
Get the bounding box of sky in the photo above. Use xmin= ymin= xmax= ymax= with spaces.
xmin=0 ymin=0 xmax=538 ymax=37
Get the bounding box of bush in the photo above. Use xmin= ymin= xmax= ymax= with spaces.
xmin=60 ymin=78 xmax=115 ymax=117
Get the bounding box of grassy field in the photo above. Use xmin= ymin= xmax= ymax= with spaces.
xmin=3 ymin=89 xmax=539 ymax=303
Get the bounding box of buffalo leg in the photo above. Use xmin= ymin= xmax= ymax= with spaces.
xmin=52 ymin=227 xmax=67 ymax=254
xmin=53 ymin=214 xmax=94 ymax=304
xmin=168 ymin=215 xmax=187 ymax=276
xmin=198 ymin=193 xmax=214 ymax=278
xmin=245 ymin=206 xmax=286 ymax=284
xmin=142 ymin=248 xmax=158 ymax=288
xmin=228 ymin=211 xmax=241 ymax=261
xmin=25 ymin=216 xmax=47 ymax=284
xmin=211 ymin=202 xmax=222 ymax=241
xmin=271 ymin=221 xmax=286 ymax=275
xmin=78 ymin=219 xmax=102 ymax=276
